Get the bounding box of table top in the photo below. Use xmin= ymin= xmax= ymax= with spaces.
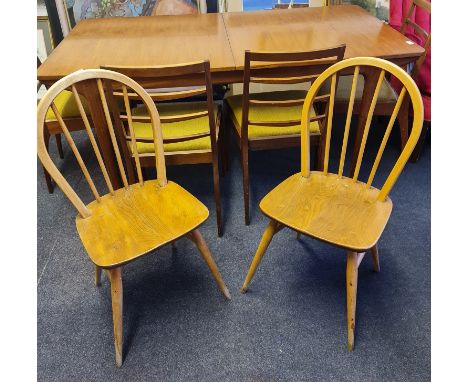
xmin=37 ymin=5 xmax=424 ymax=81
xmin=37 ymin=12 xmax=235 ymax=80
xmin=224 ymin=5 xmax=424 ymax=68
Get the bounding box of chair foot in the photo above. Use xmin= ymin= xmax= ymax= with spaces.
xmin=95 ymin=265 xmax=102 ymax=286
xmin=55 ymin=134 xmax=64 ymax=159
xmin=410 ymin=122 xmax=430 ymax=163
xmin=346 ymin=251 xmax=358 ymax=351
xmin=371 ymin=244 xmax=380 ymax=272
xmin=189 ymin=229 xmax=231 ymax=300
xmin=240 ymin=145 xmax=250 ymax=226
xmin=109 ymin=267 xmax=123 ymax=367
xmin=241 ymin=220 xmax=279 ymax=293
xmin=43 ymin=166 xmax=54 ymax=194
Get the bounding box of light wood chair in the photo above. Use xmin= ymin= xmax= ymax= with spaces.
xmin=37 ymin=69 xmax=231 ymax=367
xmin=240 ymin=57 xmax=424 ymax=351
xmin=320 ymin=0 xmax=431 ymax=154
xmin=37 ymin=56 xmax=91 ymax=193
xmin=101 ymin=61 xmax=225 ymax=237
xmin=224 ymin=46 xmax=346 ymax=225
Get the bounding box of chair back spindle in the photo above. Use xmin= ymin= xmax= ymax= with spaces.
xmin=300 ymin=57 xmax=424 ymax=201
xmin=37 ymin=69 xmax=166 ymax=218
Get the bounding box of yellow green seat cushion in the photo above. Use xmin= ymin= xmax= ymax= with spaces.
xmin=131 ymin=102 xmax=214 ymax=153
xmin=45 ymin=90 xmax=90 ymax=121
xmin=318 ymin=75 xmax=397 ymax=102
xmin=226 ymin=90 xmax=320 ymax=139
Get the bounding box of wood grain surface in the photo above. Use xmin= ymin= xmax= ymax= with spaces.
xmin=37 ymin=6 xmax=424 ymax=82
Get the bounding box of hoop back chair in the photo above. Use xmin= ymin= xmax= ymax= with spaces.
xmin=240 ymin=57 xmax=424 ymax=351
xmin=101 ymin=61 xmax=224 ymax=236
xmin=225 ymin=45 xmax=346 ymax=225
xmin=37 ymin=69 xmax=230 ymax=367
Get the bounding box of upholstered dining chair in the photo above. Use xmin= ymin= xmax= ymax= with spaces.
xmin=224 ymin=46 xmax=346 ymax=225
xmin=37 ymin=56 xmax=91 ymax=193
xmin=390 ymin=0 xmax=431 ymax=161
xmin=240 ymin=57 xmax=424 ymax=351
xmin=319 ymin=0 xmax=430 ymax=155
xmin=37 ymin=69 xmax=231 ymax=367
xmin=101 ymin=61 xmax=224 ymax=236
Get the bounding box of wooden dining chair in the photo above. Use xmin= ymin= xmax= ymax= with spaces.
xmin=37 ymin=69 xmax=231 ymax=367
xmin=224 ymin=46 xmax=346 ymax=225
xmin=37 ymin=56 xmax=91 ymax=193
xmin=320 ymin=0 xmax=431 ymax=153
xmin=395 ymin=0 xmax=431 ymax=161
xmin=240 ymin=57 xmax=424 ymax=351
xmin=101 ymin=61 xmax=225 ymax=237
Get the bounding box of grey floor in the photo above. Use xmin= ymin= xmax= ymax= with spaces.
xmin=37 ymin=117 xmax=430 ymax=381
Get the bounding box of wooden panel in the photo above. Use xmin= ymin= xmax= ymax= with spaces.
xmin=37 ymin=13 xmax=235 ymax=81
xmin=76 ymin=180 xmax=209 ymax=268
xmin=223 ymin=5 xmax=424 ymax=70
xmin=259 ymin=172 xmax=393 ymax=252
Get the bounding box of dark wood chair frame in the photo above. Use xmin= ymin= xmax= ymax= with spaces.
xmin=101 ymin=61 xmax=225 ymax=236
xmin=333 ymin=0 xmax=431 ymax=163
xmin=223 ymin=45 xmax=346 ymax=225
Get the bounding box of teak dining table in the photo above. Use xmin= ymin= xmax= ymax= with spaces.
xmin=38 ymin=5 xmax=425 ymax=188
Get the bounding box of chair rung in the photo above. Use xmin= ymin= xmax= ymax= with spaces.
xmin=250 ymin=74 xmax=319 ymax=84
xmin=121 ymin=111 xmax=208 ymax=124
xmin=405 ymin=19 xmax=429 ymax=40
xmin=249 ymin=98 xmax=305 ymax=107
xmin=126 ymin=131 xmax=210 ymax=145
xmin=114 ymin=87 xmax=206 ymax=101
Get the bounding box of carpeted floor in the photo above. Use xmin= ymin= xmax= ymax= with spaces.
xmin=37 ymin=116 xmax=430 ymax=381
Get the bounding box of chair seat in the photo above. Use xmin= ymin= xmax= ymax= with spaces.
xmin=131 ymin=102 xmax=214 ymax=152
xmin=45 ymin=90 xmax=90 ymax=121
xmin=76 ymin=180 xmax=209 ymax=268
xmin=260 ymin=172 xmax=393 ymax=251
xmin=226 ymin=90 xmax=321 ymax=139
xmin=318 ymin=75 xmax=398 ymax=103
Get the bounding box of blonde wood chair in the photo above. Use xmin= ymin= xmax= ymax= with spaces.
xmin=320 ymin=0 xmax=431 ymax=155
xmin=37 ymin=69 xmax=231 ymax=367
xmin=240 ymin=57 xmax=424 ymax=351
xmin=101 ymin=61 xmax=224 ymax=237
xmin=224 ymin=46 xmax=346 ymax=225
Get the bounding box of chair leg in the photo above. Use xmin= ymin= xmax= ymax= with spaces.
xmin=43 ymin=128 xmax=54 ymax=193
xmin=410 ymin=121 xmax=430 ymax=162
xmin=43 ymin=166 xmax=54 ymax=194
xmin=55 ymin=134 xmax=64 ymax=159
xmin=371 ymin=244 xmax=380 ymax=273
xmin=211 ymin=153 xmax=223 ymax=237
xmin=346 ymin=251 xmax=358 ymax=351
xmin=224 ymin=122 xmax=230 ymax=173
xmin=109 ymin=267 xmax=123 ymax=368
xmin=95 ymin=265 xmax=102 ymax=286
xmin=189 ymin=229 xmax=231 ymax=300
xmin=397 ymin=99 xmax=409 ymax=152
xmin=241 ymin=220 xmax=279 ymax=293
xmin=240 ymin=144 xmax=250 ymax=225
xmin=222 ymin=101 xmax=231 ymax=174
